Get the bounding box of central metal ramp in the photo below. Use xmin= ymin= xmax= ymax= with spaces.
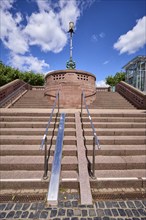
xmin=47 ymin=113 xmax=66 ymax=205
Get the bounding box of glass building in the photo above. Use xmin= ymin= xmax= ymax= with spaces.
xmin=123 ymin=56 xmax=146 ymax=93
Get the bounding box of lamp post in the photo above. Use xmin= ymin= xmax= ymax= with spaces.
xmin=66 ymin=22 xmax=76 ymax=69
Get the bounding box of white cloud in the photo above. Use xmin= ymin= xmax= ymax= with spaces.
xmin=103 ymin=60 xmax=109 ymax=65
xmin=59 ymin=0 xmax=80 ymax=31
xmin=99 ymin=32 xmax=105 ymax=38
xmin=91 ymin=34 xmax=98 ymax=42
xmin=0 ymin=0 xmax=95 ymax=72
xmin=24 ymin=11 xmax=67 ymax=53
xmin=114 ymin=16 xmax=146 ymax=54
xmin=96 ymin=80 xmax=109 ymax=87
xmin=0 ymin=8 xmax=28 ymax=54
xmin=0 ymin=0 xmax=14 ymax=10
xmin=9 ymin=53 xmax=50 ymax=73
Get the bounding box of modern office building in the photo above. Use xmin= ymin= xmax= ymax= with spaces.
xmin=123 ymin=56 xmax=146 ymax=93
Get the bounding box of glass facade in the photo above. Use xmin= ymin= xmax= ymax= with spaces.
xmin=123 ymin=56 xmax=146 ymax=93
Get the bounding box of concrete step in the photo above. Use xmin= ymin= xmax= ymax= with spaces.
xmin=0 ymin=116 xmax=75 ymax=122
xmin=89 ymin=92 xmax=136 ymax=109
xmin=90 ymin=169 xmax=146 ymax=188
xmin=88 ymin=155 xmax=146 ymax=170
xmin=83 ymin=128 xmax=146 ymax=136
xmin=0 ymin=170 xmax=79 ymax=190
xmin=86 ymin=145 xmax=146 ymax=156
xmin=0 ymin=156 xmax=78 ymax=171
xmin=0 ymin=128 xmax=76 ymax=136
xmin=82 ymin=117 xmax=146 ymax=123
xmin=83 ymin=122 xmax=146 ymax=128
xmin=1 ymin=145 xmax=77 ymax=156
xmin=0 ymin=135 xmax=76 ymax=145
xmin=0 ymin=122 xmax=75 ymax=128
xmin=85 ymin=136 xmax=146 ymax=145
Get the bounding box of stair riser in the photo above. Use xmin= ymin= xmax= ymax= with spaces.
xmin=1 ymin=149 xmax=145 ymax=156
xmin=85 ymin=139 xmax=146 ymax=145
xmin=84 ymin=131 xmax=146 ymax=136
xmin=0 ymin=130 xmax=76 ymax=136
xmin=1 ymin=150 xmax=77 ymax=156
xmin=0 ymin=181 xmax=48 ymax=190
xmin=94 ymin=163 xmax=145 ymax=170
xmin=0 ymin=164 xmax=78 ymax=171
xmin=0 ymin=123 xmax=75 ymax=129
xmin=82 ymin=118 xmax=146 ymax=122
xmin=83 ymin=124 xmax=146 ymax=128
xmin=90 ymin=180 xmax=144 ymax=189
xmin=0 ymin=118 xmax=75 ymax=122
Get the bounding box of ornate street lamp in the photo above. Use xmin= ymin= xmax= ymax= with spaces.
xmin=66 ymin=22 xmax=76 ymax=69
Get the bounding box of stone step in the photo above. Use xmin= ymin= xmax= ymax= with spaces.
xmin=0 ymin=116 xmax=75 ymax=122
xmin=85 ymin=136 xmax=146 ymax=145
xmin=0 ymin=156 xmax=78 ymax=171
xmin=90 ymin=169 xmax=146 ymax=188
xmin=83 ymin=122 xmax=146 ymax=128
xmin=1 ymin=145 xmax=77 ymax=156
xmin=0 ymin=128 xmax=76 ymax=136
xmin=87 ymin=145 xmax=146 ymax=156
xmin=1 ymin=135 xmax=145 ymax=145
xmin=0 ymin=112 xmax=74 ymax=117
xmin=0 ymin=170 xmax=79 ymax=190
xmin=83 ymin=128 xmax=146 ymax=136
xmin=88 ymin=155 xmax=146 ymax=170
xmin=1 ymin=144 xmax=145 ymax=157
xmin=82 ymin=117 xmax=146 ymax=123
xmin=0 ymin=122 xmax=75 ymax=128
xmin=0 ymin=135 xmax=76 ymax=145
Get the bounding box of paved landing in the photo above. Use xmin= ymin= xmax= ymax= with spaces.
xmin=0 ymin=194 xmax=146 ymax=220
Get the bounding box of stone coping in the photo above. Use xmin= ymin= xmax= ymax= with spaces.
xmin=45 ymin=69 xmax=96 ymax=80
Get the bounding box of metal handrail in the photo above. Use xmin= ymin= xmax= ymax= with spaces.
xmin=40 ymin=90 xmax=59 ymax=151
xmin=40 ymin=91 xmax=59 ymax=179
xmin=81 ymin=91 xmax=100 ymax=149
xmin=0 ymin=82 xmax=28 ymax=107
xmin=81 ymin=91 xmax=100 ymax=178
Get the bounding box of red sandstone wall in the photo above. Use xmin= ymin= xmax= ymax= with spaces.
xmin=45 ymin=70 xmax=96 ymax=108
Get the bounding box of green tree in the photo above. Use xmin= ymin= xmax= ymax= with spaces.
xmin=0 ymin=61 xmax=45 ymax=86
xmin=105 ymin=72 xmax=125 ymax=87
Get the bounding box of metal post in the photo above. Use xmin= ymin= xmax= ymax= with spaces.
xmin=70 ymin=32 xmax=73 ymax=60
xmin=92 ymin=136 xmax=96 ymax=179
xmin=58 ymin=92 xmax=59 ymax=116
xmin=43 ymin=136 xmax=48 ymax=179
xmin=81 ymin=92 xmax=83 ymax=122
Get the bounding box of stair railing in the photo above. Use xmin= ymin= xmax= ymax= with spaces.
xmin=40 ymin=90 xmax=59 ymax=179
xmin=81 ymin=91 xmax=100 ymax=178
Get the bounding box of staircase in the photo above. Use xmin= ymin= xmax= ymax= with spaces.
xmin=0 ymin=88 xmax=146 ymax=205
xmin=10 ymin=89 xmax=52 ymax=108
xmin=1 ymin=108 xmax=146 ymax=203
xmin=89 ymin=91 xmax=136 ymax=109
xmin=0 ymin=111 xmax=78 ymax=191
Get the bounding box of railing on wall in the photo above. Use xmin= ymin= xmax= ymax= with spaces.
xmin=116 ymin=81 xmax=146 ymax=109
xmin=0 ymin=80 xmax=31 ymax=108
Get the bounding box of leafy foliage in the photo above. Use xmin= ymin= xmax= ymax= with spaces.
xmin=0 ymin=61 xmax=45 ymax=87
xmin=105 ymin=72 xmax=126 ymax=87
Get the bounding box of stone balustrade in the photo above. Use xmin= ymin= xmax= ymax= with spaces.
xmin=116 ymin=81 xmax=146 ymax=109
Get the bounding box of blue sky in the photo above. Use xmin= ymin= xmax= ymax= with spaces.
xmin=0 ymin=0 xmax=146 ymax=85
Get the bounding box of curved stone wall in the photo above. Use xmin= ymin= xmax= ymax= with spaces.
xmin=45 ymin=70 xmax=96 ymax=108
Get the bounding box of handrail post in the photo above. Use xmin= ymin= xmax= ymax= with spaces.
xmin=58 ymin=92 xmax=59 ymax=116
xmin=81 ymin=92 xmax=83 ymax=122
xmin=43 ymin=135 xmax=48 ymax=180
xmin=92 ymin=136 xmax=96 ymax=179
